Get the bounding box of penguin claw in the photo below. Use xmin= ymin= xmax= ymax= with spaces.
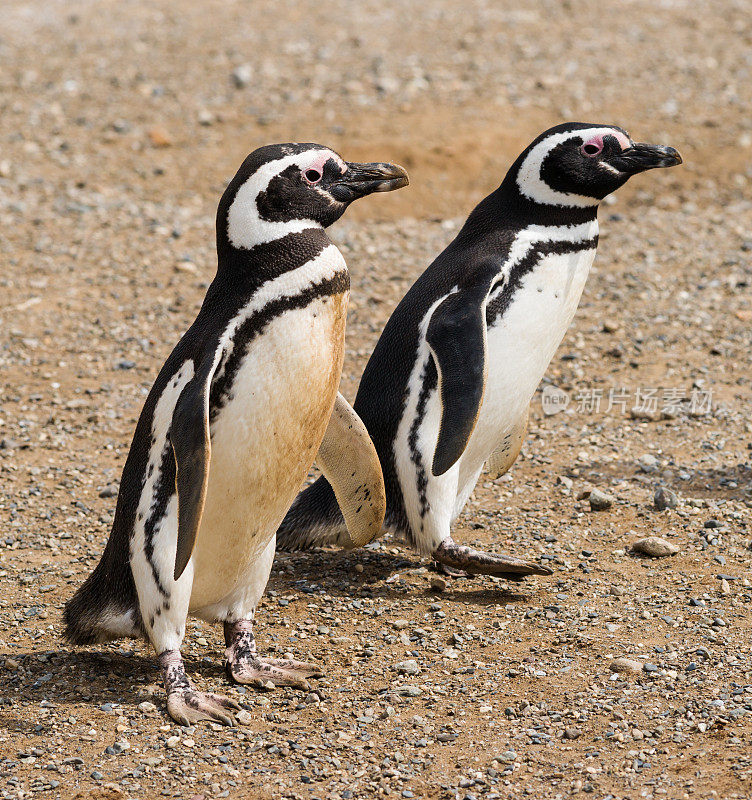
xmin=433 ymin=538 xmax=553 ymax=579
xmin=166 ymin=688 xmax=241 ymax=727
xmin=226 ymin=656 xmax=323 ymax=690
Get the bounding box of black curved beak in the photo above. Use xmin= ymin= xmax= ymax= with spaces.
xmin=612 ymin=143 xmax=683 ymax=174
xmin=331 ymin=161 xmax=409 ymax=202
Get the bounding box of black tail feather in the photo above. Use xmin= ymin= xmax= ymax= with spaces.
xmin=64 ymin=555 xmax=141 ymax=645
xmin=276 ymin=476 xmax=348 ymax=551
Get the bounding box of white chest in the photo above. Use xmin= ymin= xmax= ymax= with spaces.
xmin=188 ymin=246 xmax=349 ymax=607
xmin=463 ymin=242 xmax=596 ymax=467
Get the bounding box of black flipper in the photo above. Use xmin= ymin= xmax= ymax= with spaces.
xmin=171 ymin=357 xmax=215 ymax=581
xmin=426 ymin=266 xmax=497 ymax=477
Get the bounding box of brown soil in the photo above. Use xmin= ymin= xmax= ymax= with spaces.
xmin=1 ymin=1 xmax=751 ymax=799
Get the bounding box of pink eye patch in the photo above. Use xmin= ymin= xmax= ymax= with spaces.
xmin=581 ymin=130 xmax=631 ymax=157
xmin=304 ymin=151 xmax=347 ymax=178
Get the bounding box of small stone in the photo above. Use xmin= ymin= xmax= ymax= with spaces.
xmin=720 ymin=578 xmax=731 ymax=595
xmin=494 ymin=750 xmax=517 ymax=763
xmin=147 ymin=126 xmax=172 ymax=147
xmin=231 ymin=64 xmax=253 ymax=88
xmin=354 ymin=563 xmax=364 ymax=574
xmin=138 ymin=701 xmax=156 ymax=714
xmin=654 ymin=486 xmax=678 ymax=510
xmin=637 ymin=454 xmax=659 ymax=473
xmin=563 ymin=727 xmax=581 ymax=739
xmin=430 ymin=576 xmax=447 ymax=592
xmin=392 ymin=619 xmax=410 ymax=630
xmin=166 ymin=736 xmax=180 ymax=749
xmin=631 ymin=536 xmax=679 ymax=558
xmin=395 ymin=659 xmax=420 ymax=675
xmin=99 ymin=484 xmax=118 ymax=498
xmin=589 ymin=489 xmax=614 ymax=511
xmin=610 ymin=657 xmax=643 ymax=675
xmin=236 ymin=709 xmax=253 ymax=725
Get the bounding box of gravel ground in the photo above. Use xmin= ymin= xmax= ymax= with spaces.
xmin=1 ymin=1 xmax=751 ymax=799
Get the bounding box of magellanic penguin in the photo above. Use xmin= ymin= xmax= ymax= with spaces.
xmin=278 ymin=123 xmax=682 ymax=578
xmin=64 ymin=143 xmax=408 ymax=725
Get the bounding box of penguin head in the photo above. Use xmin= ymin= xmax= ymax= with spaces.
xmin=513 ymin=123 xmax=682 ymax=208
xmin=219 ymin=143 xmax=408 ymax=250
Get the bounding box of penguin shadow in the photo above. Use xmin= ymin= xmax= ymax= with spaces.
xmin=0 ymin=645 xmax=230 ymax=730
xmin=272 ymin=547 xmax=531 ymax=606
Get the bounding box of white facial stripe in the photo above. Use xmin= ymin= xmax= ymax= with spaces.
xmin=516 ymin=128 xmax=629 ymax=207
xmin=227 ymin=149 xmax=338 ymax=249
xmin=600 ymin=161 xmax=621 ymax=175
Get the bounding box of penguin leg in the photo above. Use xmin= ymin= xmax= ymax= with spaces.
xmin=132 ymin=508 xmax=241 ymax=726
xmin=432 ymin=409 xmax=551 ymax=579
xmin=224 ymin=619 xmax=323 ymax=690
xmin=158 ymin=649 xmax=240 ymax=727
xmin=214 ymin=538 xmax=323 ymax=690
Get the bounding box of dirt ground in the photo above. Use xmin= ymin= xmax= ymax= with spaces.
xmin=1 ymin=1 xmax=751 ymax=799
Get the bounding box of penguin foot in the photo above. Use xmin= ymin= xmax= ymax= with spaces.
xmin=159 ymin=648 xmax=241 ymax=726
xmin=166 ymin=688 xmax=241 ymax=727
xmin=433 ymin=538 xmax=553 ymax=579
xmin=223 ymin=619 xmax=322 ymax=690
xmin=226 ymin=655 xmax=323 ymax=690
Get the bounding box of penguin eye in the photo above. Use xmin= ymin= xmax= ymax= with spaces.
xmin=580 ymin=142 xmax=602 ymax=157
xmin=303 ymin=169 xmax=322 ymax=184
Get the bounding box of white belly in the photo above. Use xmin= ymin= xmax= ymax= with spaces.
xmin=459 ymin=246 xmax=596 ymax=479
xmin=189 ymin=294 xmax=346 ymax=609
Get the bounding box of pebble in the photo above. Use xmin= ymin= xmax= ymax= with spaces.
xmin=631 ymin=536 xmax=680 ymax=557
xmin=588 ymin=489 xmax=614 ymax=511
xmin=395 ymin=659 xmax=420 ymax=675
xmin=147 ymin=126 xmax=173 ymax=147
xmin=637 ymin=454 xmax=660 ymax=473
xmin=610 ymin=657 xmax=643 ymax=675
xmin=430 ymin=576 xmax=447 ymax=592
xmin=138 ymin=701 xmax=156 ymax=713
xmin=654 ymin=486 xmax=679 ymax=510
xmin=231 ymin=64 xmax=253 ymax=88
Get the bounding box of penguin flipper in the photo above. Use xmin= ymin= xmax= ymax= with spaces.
xmin=314 ymin=392 xmax=386 ymax=548
xmin=427 ymin=272 xmax=494 ymax=477
xmin=171 ymin=358 xmax=214 ymax=581
xmin=485 ymin=406 xmax=529 ymax=479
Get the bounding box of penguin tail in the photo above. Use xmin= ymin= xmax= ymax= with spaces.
xmin=64 ymin=557 xmax=142 ymax=645
xmin=276 ymin=476 xmax=348 ymax=551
